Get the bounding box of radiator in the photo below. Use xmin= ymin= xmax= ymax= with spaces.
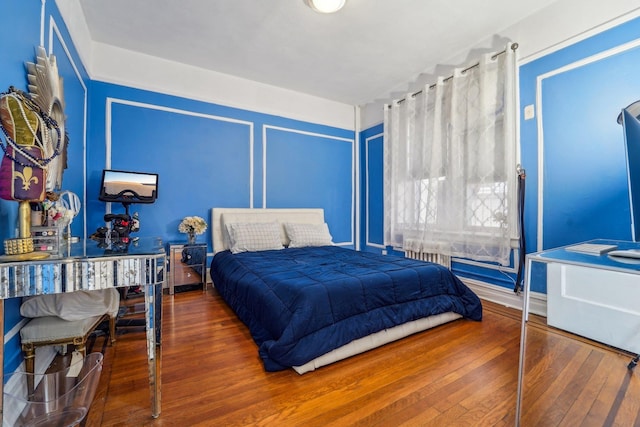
xmin=405 ymin=250 xmax=451 ymax=269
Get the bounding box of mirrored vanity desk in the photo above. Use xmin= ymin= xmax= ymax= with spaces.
xmin=0 ymin=236 xmax=165 ymax=422
xmin=516 ymin=239 xmax=640 ymax=425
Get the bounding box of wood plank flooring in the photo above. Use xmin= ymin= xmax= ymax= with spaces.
xmin=79 ymin=288 xmax=640 ymax=426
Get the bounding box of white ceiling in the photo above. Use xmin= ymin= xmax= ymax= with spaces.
xmin=78 ymin=0 xmax=559 ymax=106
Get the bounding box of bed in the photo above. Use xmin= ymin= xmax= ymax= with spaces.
xmin=209 ymin=208 xmax=482 ymax=374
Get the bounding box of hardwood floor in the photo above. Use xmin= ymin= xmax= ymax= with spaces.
xmin=79 ymin=288 xmax=640 ymax=426
xmin=519 ymin=315 xmax=640 ymax=426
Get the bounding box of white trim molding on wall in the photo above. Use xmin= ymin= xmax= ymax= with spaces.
xmin=354 ymin=105 xmax=361 ymax=251
xmin=262 ymin=124 xmax=356 ymax=246
xmin=105 ymin=97 xmax=255 ymax=209
xmin=516 ymin=3 xmax=640 ymax=66
xmin=364 ymin=131 xmax=385 ymax=250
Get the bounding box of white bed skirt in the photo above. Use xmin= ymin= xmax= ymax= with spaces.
xmin=293 ymin=311 xmax=462 ymax=374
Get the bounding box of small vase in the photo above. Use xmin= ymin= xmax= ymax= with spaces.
xmin=187 ymin=232 xmax=196 ymax=245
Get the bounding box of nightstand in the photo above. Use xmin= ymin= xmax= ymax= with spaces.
xmin=167 ymin=243 xmax=207 ymax=295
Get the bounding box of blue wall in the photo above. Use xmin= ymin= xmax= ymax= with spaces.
xmin=519 ymin=16 xmax=640 ymax=292
xmin=86 ymin=83 xmax=356 ymax=251
xmin=0 ymin=0 xmax=38 ymax=377
xmin=0 ymin=0 xmax=90 ymax=375
xmin=0 ymin=0 xmax=356 ymax=376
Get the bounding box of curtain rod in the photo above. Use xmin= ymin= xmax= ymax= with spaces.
xmin=394 ymin=42 xmax=519 ymax=106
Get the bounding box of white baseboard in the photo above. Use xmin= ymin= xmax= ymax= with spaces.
xmin=460 ymin=277 xmax=547 ymax=318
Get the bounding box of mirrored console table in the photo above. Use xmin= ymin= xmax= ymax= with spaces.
xmin=0 ymin=237 xmax=165 ymax=423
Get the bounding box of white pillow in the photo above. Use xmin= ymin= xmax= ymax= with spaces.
xmin=284 ymin=223 xmax=333 ymax=248
xmin=20 ymin=289 xmax=121 ymax=320
xmin=226 ymin=222 xmax=284 ymax=254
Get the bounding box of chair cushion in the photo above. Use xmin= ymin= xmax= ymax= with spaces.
xmin=20 ymin=315 xmax=103 ymax=343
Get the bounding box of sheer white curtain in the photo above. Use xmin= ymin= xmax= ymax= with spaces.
xmin=383 ymin=43 xmax=518 ymax=266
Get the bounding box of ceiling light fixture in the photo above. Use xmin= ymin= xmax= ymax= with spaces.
xmin=304 ymin=0 xmax=346 ymax=14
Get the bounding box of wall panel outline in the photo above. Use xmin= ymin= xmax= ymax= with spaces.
xmin=104 ymin=97 xmax=255 ymax=212
xmin=263 ymin=124 xmax=355 ymax=246
xmin=535 ymin=38 xmax=640 ymax=251
xmin=365 ymin=132 xmax=385 ymax=249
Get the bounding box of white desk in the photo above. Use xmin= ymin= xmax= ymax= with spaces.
xmin=515 ymin=239 xmax=640 ymax=424
xmin=0 ymin=237 xmax=165 ymax=423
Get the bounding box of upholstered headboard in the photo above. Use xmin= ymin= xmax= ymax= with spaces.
xmin=211 ymin=208 xmax=325 ymax=254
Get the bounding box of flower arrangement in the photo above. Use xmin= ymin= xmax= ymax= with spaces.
xmin=179 ymin=216 xmax=207 ymax=244
xmin=179 ymin=216 xmax=207 ymax=235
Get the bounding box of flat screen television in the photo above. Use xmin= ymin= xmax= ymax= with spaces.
xmin=98 ymin=169 xmax=158 ymax=205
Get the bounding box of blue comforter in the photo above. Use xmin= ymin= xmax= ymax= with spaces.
xmin=210 ymin=246 xmax=482 ymax=371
